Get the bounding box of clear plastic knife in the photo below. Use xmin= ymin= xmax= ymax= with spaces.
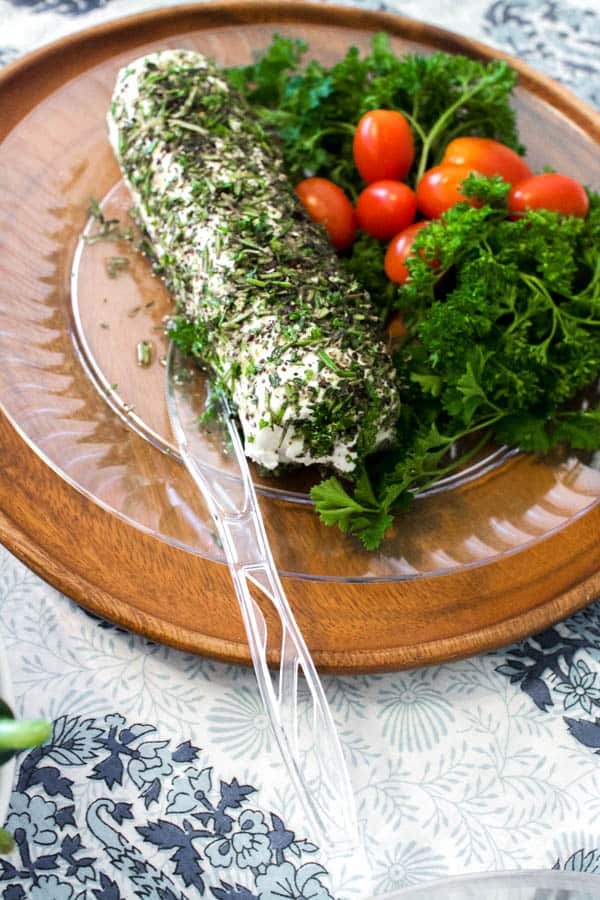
xmin=165 ymin=342 xmax=363 ymax=866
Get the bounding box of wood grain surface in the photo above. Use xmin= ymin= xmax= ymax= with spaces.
xmin=1 ymin=1 xmax=599 ymax=673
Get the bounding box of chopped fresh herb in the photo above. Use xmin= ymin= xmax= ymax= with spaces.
xmin=84 ymin=197 xmax=134 ymax=244
xmin=136 ymin=339 xmax=154 ymax=367
xmin=105 ymin=255 xmax=130 ymax=278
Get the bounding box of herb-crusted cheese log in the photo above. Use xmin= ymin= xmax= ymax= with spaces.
xmin=108 ymin=50 xmax=400 ymax=473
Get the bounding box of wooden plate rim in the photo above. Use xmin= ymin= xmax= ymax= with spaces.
xmin=2 ymin=1 xmax=600 ymax=139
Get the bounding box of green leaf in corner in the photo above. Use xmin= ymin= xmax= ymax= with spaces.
xmin=0 ymin=718 xmax=52 ymax=752
xmin=0 ymin=827 xmax=14 ymax=854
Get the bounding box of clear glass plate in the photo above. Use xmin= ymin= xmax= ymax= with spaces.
xmin=0 ymin=16 xmax=599 ymax=584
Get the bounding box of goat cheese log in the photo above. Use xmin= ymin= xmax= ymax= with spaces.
xmin=108 ymin=50 xmax=400 ymax=473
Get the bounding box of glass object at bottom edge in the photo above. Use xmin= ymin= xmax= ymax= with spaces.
xmin=385 ymin=868 xmax=600 ymax=899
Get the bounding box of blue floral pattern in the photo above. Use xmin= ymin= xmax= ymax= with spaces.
xmin=0 ymin=47 xmax=19 ymax=65
xmin=0 ymin=713 xmax=329 ymax=899
xmin=555 ymin=847 xmax=600 ymax=874
xmin=376 ymin=674 xmax=454 ymax=753
xmin=496 ymin=614 xmax=600 ymax=754
xmin=8 ymin=0 xmax=111 ymax=14
xmin=370 ymin=842 xmax=447 ymax=894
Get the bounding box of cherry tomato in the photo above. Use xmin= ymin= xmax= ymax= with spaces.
xmin=295 ymin=177 xmax=356 ymax=250
xmin=386 ymin=313 xmax=408 ymax=337
xmin=356 ymin=180 xmax=417 ymax=241
xmin=508 ymin=173 xmax=589 ymax=218
xmin=416 ymin=164 xmax=481 ymax=219
xmin=441 ymin=137 xmax=532 ymax=186
xmin=353 ymin=110 xmax=415 ymax=184
xmin=384 ymin=220 xmax=430 ymax=283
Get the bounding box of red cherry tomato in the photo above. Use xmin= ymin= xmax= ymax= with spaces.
xmin=384 ymin=221 xmax=430 ymax=283
xmin=356 ymin=180 xmax=417 ymax=241
xmin=508 ymin=173 xmax=590 ymax=218
xmin=295 ymin=177 xmax=356 ymax=250
xmin=386 ymin=313 xmax=408 ymax=337
xmin=353 ymin=110 xmax=415 ymax=184
xmin=441 ymin=137 xmax=532 ymax=186
xmin=416 ymin=164 xmax=481 ymax=219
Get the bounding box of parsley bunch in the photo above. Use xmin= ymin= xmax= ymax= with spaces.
xmin=228 ymin=37 xmax=600 ymax=550
xmin=313 ymin=181 xmax=600 ymax=548
xmin=227 ymin=33 xmax=520 ymax=196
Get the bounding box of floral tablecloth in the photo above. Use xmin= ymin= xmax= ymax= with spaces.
xmin=1 ymin=0 xmax=600 ymax=897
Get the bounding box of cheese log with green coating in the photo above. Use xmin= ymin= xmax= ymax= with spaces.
xmin=108 ymin=49 xmax=400 ymax=474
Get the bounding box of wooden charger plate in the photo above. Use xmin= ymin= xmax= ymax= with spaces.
xmin=1 ymin=1 xmax=600 ymax=673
